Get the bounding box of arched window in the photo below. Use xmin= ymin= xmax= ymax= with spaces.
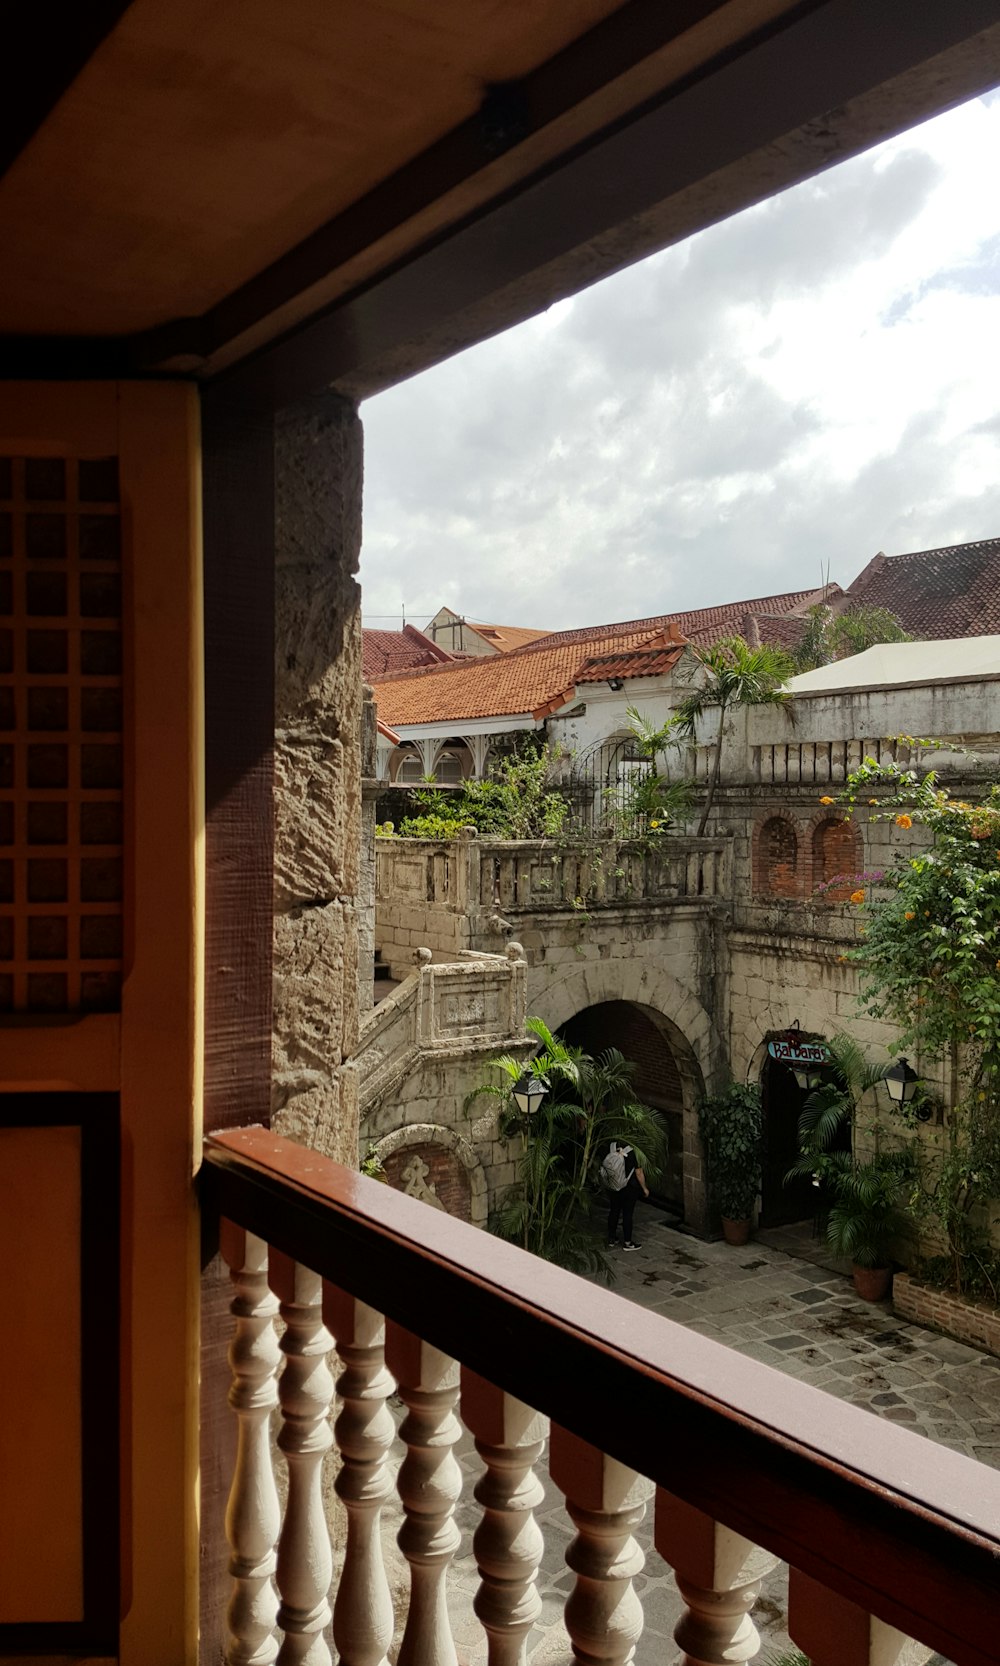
xmin=434 ymin=749 xmax=465 ymax=784
xmin=394 ymin=749 xmax=424 ymax=783
xmin=758 ymin=817 xmax=798 ymax=898
xmin=813 ymin=818 xmax=859 ymax=903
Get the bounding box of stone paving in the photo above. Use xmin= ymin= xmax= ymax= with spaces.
xmin=382 ymin=1216 xmax=999 ymax=1664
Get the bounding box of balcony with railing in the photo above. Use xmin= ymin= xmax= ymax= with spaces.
xmin=203 ymin=1127 xmax=1000 ymax=1666
xmin=375 ymin=834 xmax=729 ymax=972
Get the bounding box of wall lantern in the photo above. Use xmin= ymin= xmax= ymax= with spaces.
xmin=512 ymin=1073 xmax=548 ymax=1116
xmin=789 ymin=1060 xmax=825 ymax=1093
xmin=884 ymin=1057 xmax=919 ymax=1106
xmin=607 ymin=677 xmax=625 ymax=692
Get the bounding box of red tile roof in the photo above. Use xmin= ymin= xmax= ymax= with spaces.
xmin=362 ymin=624 xmax=455 ymax=679
xmin=846 ymin=538 xmax=1000 ymax=638
xmin=576 ymin=631 xmax=687 ymax=683
xmin=466 ymin=621 xmax=550 ymax=652
xmin=373 ymin=624 xmax=682 ymax=724
xmin=372 ymin=587 xmax=833 ymax=725
xmin=481 ymin=587 xmax=833 ymax=656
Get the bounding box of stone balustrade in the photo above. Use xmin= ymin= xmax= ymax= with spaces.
xmin=355 ymin=947 xmax=528 ymax=1109
xmin=203 ymin=1128 xmax=1000 ymax=1666
xmin=375 ymin=834 xmax=728 ymax=971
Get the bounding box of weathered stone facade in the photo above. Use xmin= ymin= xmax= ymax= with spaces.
xmin=355 ymin=949 xmax=533 ymax=1220
xmin=373 ymin=674 xmax=1000 ymax=1233
xmin=272 ymin=390 xmax=365 ymax=1164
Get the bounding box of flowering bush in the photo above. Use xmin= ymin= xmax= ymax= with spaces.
xmin=835 ymin=756 xmax=1000 ymax=1296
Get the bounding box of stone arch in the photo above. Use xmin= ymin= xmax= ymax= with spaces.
xmin=370 ymin=1121 xmax=488 ymax=1226
xmin=753 ymin=811 xmax=800 ymax=899
xmin=809 ymin=812 xmax=861 ymax=902
xmin=541 ymin=960 xmax=725 ymax=1232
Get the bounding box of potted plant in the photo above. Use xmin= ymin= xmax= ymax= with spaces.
xmin=787 ymin=1034 xmax=915 ymax=1300
xmin=820 ymin=1149 xmax=914 ymax=1300
xmin=698 ymin=1083 xmax=762 ymax=1244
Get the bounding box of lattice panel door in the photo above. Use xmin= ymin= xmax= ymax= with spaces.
xmin=0 ymin=455 xmax=123 ymax=1012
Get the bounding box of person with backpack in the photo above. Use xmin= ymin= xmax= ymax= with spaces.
xmin=601 ymin=1140 xmax=649 ymax=1250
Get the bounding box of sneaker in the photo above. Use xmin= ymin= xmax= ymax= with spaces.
xmin=606 ymin=1241 xmax=617 ymax=1249
xmin=623 ymin=1241 xmax=640 ymax=1251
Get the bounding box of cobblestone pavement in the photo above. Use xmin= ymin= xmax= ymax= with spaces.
xmin=386 ymin=1218 xmax=998 ymax=1664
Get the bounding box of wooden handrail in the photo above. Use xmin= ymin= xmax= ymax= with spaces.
xmin=202 ymin=1127 xmax=1000 ymax=1666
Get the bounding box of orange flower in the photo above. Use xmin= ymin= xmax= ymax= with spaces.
xmin=904 ymin=911 xmax=915 ymax=921
xmin=868 ymin=798 xmax=878 ymax=805
xmin=895 ymin=813 xmax=912 ymax=829
xmin=820 ymin=795 xmax=834 ymax=806
xmin=850 ymin=889 xmax=865 ymax=905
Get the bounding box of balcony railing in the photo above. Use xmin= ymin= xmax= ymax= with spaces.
xmin=202 ymin=1127 xmax=1000 ymax=1666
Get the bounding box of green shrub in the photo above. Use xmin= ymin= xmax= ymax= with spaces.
xmin=698 ymin=1083 xmax=762 ymax=1221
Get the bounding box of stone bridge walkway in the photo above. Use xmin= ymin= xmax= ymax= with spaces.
xmin=428 ymin=1218 xmax=997 ymax=1665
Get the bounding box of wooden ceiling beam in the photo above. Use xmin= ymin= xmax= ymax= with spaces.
xmin=1 ymin=3 xmax=134 ymax=181
xmin=207 ymin=0 xmax=1000 ymax=406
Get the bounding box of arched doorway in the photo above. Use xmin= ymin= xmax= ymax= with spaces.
xmin=558 ymin=999 xmax=691 ymax=1217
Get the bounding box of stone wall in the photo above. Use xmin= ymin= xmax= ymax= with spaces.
xmin=272 ymin=390 xmax=364 ymax=1164
xmin=356 ymin=949 xmax=533 ymax=1222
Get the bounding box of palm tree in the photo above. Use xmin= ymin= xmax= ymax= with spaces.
xmin=670 ymin=637 xmax=793 ymax=836
xmin=792 ymin=602 xmax=911 ymax=671
xmin=469 ymin=1017 xmax=667 ymax=1278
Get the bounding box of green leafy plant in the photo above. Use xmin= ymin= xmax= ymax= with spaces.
xmin=360 ymin=1143 xmax=387 ymax=1180
xmin=792 ymin=602 xmax=910 ymax=671
xmin=669 ymin=638 xmax=793 ymax=836
xmin=398 ymin=743 xmax=570 ymax=839
xmin=831 ymin=759 xmax=1000 ymax=1294
xmin=697 ymin=1082 xmax=763 ymax=1221
xmin=469 ymin=1017 xmax=667 ymax=1279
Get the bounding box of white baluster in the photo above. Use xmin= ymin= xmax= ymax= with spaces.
xmin=655 ymin=1490 xmax=779 ymax=1666
xmin=269 ymin=1252 xmax=334 ymax=1666
xmin=462 ymin=1371 xmax=547 ymax=1666
xmin=549 ymin=1427 xmax=652 ymax=1666
xmin=221 ymin=1222 xmax=282 ymax=1666
xmin=323 ymin=1285 xmax=396 ymax=1666
xmin=386 ymin=1325 xmax=463 ymax=1666
xmin=788 ymin=1570 xmax=925 ymax=1666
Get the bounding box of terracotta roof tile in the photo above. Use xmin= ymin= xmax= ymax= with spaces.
xmin=373 ymin=586 xmax=838 ymax=726
xmin=372 ymin=625 xmax=673 ymax=724
xmin=846 ymin=538 xmax=1000 ymax=638
xmin=362 ymin=624 xmax=455 ymax=678
xmin=466 ymin=621 xmax=550 ymax=651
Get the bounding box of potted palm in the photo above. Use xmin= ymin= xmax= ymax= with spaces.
xmin=788 ymin=1034 xmax=914 ymax=1300
xmin=698 ymin=1083 xmax=762 ymax=1244
xmin=816 ymin=1149 xmax=914 ymax=1300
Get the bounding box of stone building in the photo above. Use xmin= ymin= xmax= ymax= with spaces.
xmin=371 ymin=639 xmax=1000 ymax=1233
xmin=5 ymin=5 xmax=1000 ymax=1664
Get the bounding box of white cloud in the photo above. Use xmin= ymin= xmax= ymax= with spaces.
xmin=360 ymin=94 xmax=1000 ymax=631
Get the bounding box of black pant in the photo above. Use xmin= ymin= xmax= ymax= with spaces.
xmin=608 ymin=1177 xmax=641 ymax=1242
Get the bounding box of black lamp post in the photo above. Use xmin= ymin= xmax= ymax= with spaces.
xmin=511 ymin=1072 xmax=548 ymax=1117
xmin=884 ymin=1057 xmax=919 ymax=1105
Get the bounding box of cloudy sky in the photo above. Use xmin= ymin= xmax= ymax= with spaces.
xmin=360 ymin=89 xmax=1000 ymax=634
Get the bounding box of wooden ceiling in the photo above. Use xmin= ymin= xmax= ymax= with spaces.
xmin=3 ymin=0 xmax=999 ymax=400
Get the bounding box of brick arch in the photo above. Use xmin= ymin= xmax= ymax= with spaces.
xmin=752 ymin=809 xmax=801 ymax=899
xmin=809 ymin=813 xmax=861 ymax=903
xmin=540 ymin=961 xmax=726 ymax=1232
xmin=371 ymin=1122 xmax=488 ymax=1226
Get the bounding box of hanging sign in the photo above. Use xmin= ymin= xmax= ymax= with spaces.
xmin=768 ymin=1037 xmax=829 ymax=1067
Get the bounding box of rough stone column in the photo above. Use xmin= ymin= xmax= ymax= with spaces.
xmin=272 ymin=389 xmax=364 ymax=1164
xmin=358 ymin=684 xmax=378 ymax=1015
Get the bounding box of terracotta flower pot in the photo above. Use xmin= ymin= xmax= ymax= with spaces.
xmin=721 ymin=1216 xmax=752 ymax=1246
xmin=852 ymin=1264 xmax=892 ymax=1302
